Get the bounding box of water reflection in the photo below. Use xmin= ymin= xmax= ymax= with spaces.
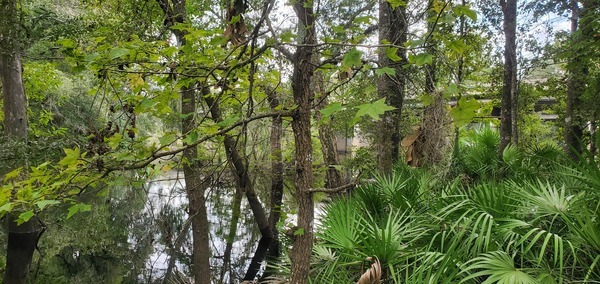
xmin=142 ymin=170 xmax=262 ymax=283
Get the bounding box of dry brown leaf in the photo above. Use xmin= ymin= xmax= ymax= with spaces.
xmin=356 ymin=257 xmax=382 ymax=284
xmin=401 ymin=131 xmax=421 ymax=147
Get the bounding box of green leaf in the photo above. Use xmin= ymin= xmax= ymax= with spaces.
xmin=353 ymin=98 xmax=396 ymax=123
xmin=280 ymin=30 xmax=295 ymax=42
xmin=454 ymin=4 xmax=477 ymax=21
xmin=0 ymin=202 xmax=14 ymax=214
xmin=447 ymin=39 xmax=468 ymax=55
xmin=386 ymin=0 xmax=406 ymax=9
xmin=217 ymin=116 xmax=240 ymax=128
xmin=67 ymin=203 xmax=92 ymax=219
xmin=294 ymin=227 xmax=305 ymax=236
xmin=450 ymin=97 xmax=480 ymax=127
xmin=342 ymin=48 xmax=363 ymax=68
xmin=320 ymin=102 xmax=343 ymax=118
xmin=412 ymin=53 xmax=433 ymax=66
xmin=35 ymin=200 xmax=60 ymax=210
xmin=109 ymin=48 xmax=130 ymax=59
xmin=228 ymin=15 xmax=241 ymax=24
xmin=17 ymin=210 xmax=35 ymax=225
xmin=443 ymin=83 xmax=460 ymax=97
xmin=421 ymin=93 xmax=434 ymax=106
xmin=159 ymin=133 xmax=177 ymax=146
xmin=56 ymin=38 xmax=76 ymax=49
xmin=376 ymin=67 xmax=396 ymax=76
xmin=58 ymin=147 xmax=81 ymax=166
xmin=385 ymin=47 xmax=403 ymax=62
xmin=183 ymin=131 xmax=199 ymax=145
xmin=4 ymin=167 xmax=22 ymax=182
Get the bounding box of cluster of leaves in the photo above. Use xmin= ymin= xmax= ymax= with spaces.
xmin=308 ymin=128 xmax=600 ymax=283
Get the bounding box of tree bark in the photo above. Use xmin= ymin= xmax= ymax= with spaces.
xmin=181 ymin=85 xmax=211 ymax=284
xmin=314 ymin=77 xmax=343 ymax=190
xmin=157 ymin=1 xmax=213 ymax=283
xmin=1 ymin=1 xmax=44 ymax=283
xmin=499 ymin=0 xmax=517 ymax=155
xmin=564 ymin=0 xmax=584 ymax=160
xmin=266 ymin=88 xmax=284 ymax=264
xmin=290 ymin=1 xmax=317 ymax=283
xmin=377 ymin=0 xmax=408 ymax=174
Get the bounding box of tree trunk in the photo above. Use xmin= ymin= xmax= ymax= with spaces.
xmin=204 ymin=96 xmax=273 ymax=239
xmin=157 ymin=1 xmax=213 ymax=282
xmin=499 ymin=0 xmax=517 ymax=155
xmin=290 ymin=1 xmax=316 ymax=283
xmin=418 ymin=13 xmax=449 ymax=168
xmin=266 ymin=89 xmax=284 ymax=265
xmin=181 ymin=85 xmax=212 ymax=284
xmin=564 ymin=0 xmax=584 ymax=160
xmin=314 ymin=77 xmax=343 ymax=189
xmin=377 ymin=0 xmax=408 ymax=174
xmin=218 ymin=185 xmax=242 ymax=284
xmin=1 ymin=1 xmax=44 ymax=283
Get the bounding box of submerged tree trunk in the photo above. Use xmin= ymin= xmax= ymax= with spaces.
xmin=1 ymin=1 xmax=43 ymax=283
xmin=219 ymin=185 xmax=242 ymax=284
xmin=499 ymin=0 xmax=517 ymax=155
xmin=290 ymin=1 xmax=317 ymax=283
xmin=204 ymin=96 xmax=273 ymax=239
xmin=377 ymin=0 xmax=408 ymax=173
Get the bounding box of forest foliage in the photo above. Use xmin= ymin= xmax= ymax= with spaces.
xmin=0 ymin=0 xmax=599 ymax=283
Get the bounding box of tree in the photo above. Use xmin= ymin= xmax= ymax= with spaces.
xmin=377 ymin=0 xmax=409 ymax=173
xmin=155 ymin=0 xmax=211 ymax=282
xmin=1 ymin=1 xmax=44 ymax=283
xmin=289 ymin=1 xmax=317 ymax=282
xmin=499 ymin=0 xmax=518 ymax=155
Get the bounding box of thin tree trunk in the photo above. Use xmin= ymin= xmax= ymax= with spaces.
xmin=181 ymin=84 xmax=212 ymax=284
xmin=314 ymin=77 xmax=343 ymax=189
xmin=499 ymin=0 xmax=517 ymax=156
xmin=266 ymin=89 xmax=284 ymax=265
xmin=452 ymin=0 xmax=467 ymax=164
xmin=377 ymin=0 xmax=408 ymax=174
xmin=564 ymin=0 xmax=584 ymax=160
xmin=1 ymin=1 xmax=44 ymax=283
xmin=290 ymin=1 xmax=316 ymax=283
xmin=204 ymin=96 xmax=273 ymax=239
xmin=157 ymin=1 xmax=213 ymax=282
xmin=218 ymin=185 xmax=242 ymax=284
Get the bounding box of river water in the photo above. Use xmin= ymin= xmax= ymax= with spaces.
xmin=142 ymin=170 xmax=263 ymax=283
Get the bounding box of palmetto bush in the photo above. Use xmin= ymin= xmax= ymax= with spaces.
xmin=310 ymin=149 xmax=600 ymax=283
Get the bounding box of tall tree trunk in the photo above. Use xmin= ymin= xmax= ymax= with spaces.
xmin=1 ymin=1 xmax=43 ymax=283
xmin=266 ymin=89 xmax=284 ymax=265
xmin=181 ymin=85 xmax=211 ymax=284
xmin=377 ymin=0 xmax=408 ymax=174
xmin=499 ymin=0 xmax=517 ymax=156
xmin=157 ymin=1 xmax=212 ymax=282
xmin=452 ymin=0 xmax=468 ymax=164
xmin=314 ymin=76 xmax=343 ymax=189
xmin=290 ymin=1 xmax=316 ymax=283
xmin=564 ymin=0 xmax=584 ymax=160
xmin=418 ymin=10 xmax=448 ymax=168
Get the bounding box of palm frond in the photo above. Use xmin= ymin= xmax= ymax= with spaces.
xmin=460 ymin=251 xmax=539 ymax=284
